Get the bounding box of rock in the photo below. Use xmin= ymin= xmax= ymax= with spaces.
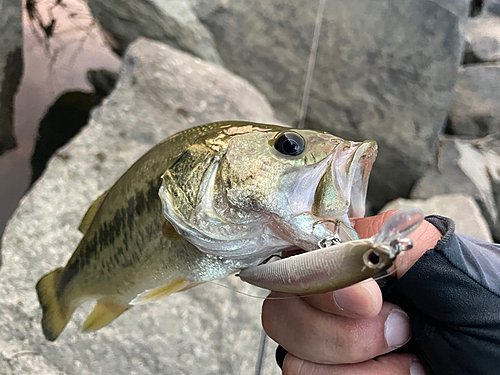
xmin=485 ymin=0 xmax=500 ymax=16
xmin=87 ymin=0 xmax=222 ymax=64
xmin=0 ymin=0 xmax=23 ymax=156
xmin=86 ymin=69 xmax=119 ymax=99
xmin=448 ymin=64 xmax=500 ymax=138
xmin=380 ymin=194 xmax=493 ymax=242
xmin=412 ymin=135 xmax=500 ymax=241
xmin=0 ymin=39 xmax=280 ymax=375
xmin=194 ymin=0 xmax=468 ymax=208
xmin=30 ymin=91 xmax=101 ymax=186
xmin=469 ymin=0 xmax=485 ymax=17
xmin=464 ymin=17 xmax=500 ymax=63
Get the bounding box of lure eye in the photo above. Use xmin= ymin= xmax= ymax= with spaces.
xmin=363 ymin=250 xmax=383 ymax=269
xmin=274 ymin=132 xmax=305 ymax=156
xmin=368 ymin=251 xmax=380 ymax=265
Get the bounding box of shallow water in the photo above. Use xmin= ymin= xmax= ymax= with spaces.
xmin=0 ymin=1 xmax=119 ymax=242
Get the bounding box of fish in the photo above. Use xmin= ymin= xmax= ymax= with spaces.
xmin=36 ymin=120 xmax=377 ymax=341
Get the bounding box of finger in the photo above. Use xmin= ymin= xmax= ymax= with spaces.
xmin=262 ymin=299 xmax=411 ymax=364
xmin=392 ymin=219 xmax=441 ymax=278
xmin=302 ymin=278 xmax=382 ymax=318
xmin=282 ymin=352 xmax=425 ymax=375
xmin=352 ymin=211 xmax=442 ymax=278
xmin=351 ymin=210 xmax=396 ymax=238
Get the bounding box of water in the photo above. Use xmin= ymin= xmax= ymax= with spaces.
xmin=0 ymin=0 xmax=119 ymax=242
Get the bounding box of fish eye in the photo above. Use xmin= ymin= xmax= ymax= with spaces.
xmin=274 ymin=132 xmax=305 ymax=156
xmin=363 ymin=250 xmax=383 ymax=268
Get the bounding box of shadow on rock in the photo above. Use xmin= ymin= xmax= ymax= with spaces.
xmin=30 ymin=69 xmax=118 ymax=186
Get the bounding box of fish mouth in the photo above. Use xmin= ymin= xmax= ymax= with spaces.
xmin=340 ymin=140 xmax=378 ymax=218
xmin=312 ymin=140 xmax=377 ymax=240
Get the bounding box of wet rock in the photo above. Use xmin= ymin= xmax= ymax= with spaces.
xmin=411 ymin=135 xmax=500 ymax=241
xmin=194 ymin=0 xmax=468 ymax=208
xmin=448 ymin=65 xmax=500 ymax=137
xmin=0 ymin=0 xmax=23 ymax=156
xmin=87 ymin=0 xmax=222 ymax=64
xmin=0 ymin=39 xmax=279 ymax=375
xmin=380 ymin=194 xmax=493 ymax=242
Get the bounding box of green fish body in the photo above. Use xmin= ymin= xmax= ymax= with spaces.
xmin=36 ymin=121 xmax=377 ymax=341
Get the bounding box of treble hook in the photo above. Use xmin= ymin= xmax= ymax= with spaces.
xmin=313 ymin=219 xmax=343 ymax=248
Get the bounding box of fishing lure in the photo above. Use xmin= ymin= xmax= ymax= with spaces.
xmin=239 ymin=209 xmax=423 ymax=294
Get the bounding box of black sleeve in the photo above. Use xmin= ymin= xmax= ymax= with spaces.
xmin=383 ymin=215 xmax=500 ymax=375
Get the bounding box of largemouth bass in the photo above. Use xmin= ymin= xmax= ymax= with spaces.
xmin=36 ymin=121 xmax=377 ymax=341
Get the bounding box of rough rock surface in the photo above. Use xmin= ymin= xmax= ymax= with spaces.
xmin=412 ymin=135 xmax=500 ymax=241
xmin=0 ymin=0 xmax=23 ymax=156
xmin=485 ymin=0 xmax=500 ymax=16
xmin=87 ymin=0 xmax=222 ymax=64
xmin=194 ymin=0 xmax=468 ymax=208
xmin=0 ymin=39 xmax=280 ymax=375
xmin=448 ymin=64 xmax=500 ymax=137
xmin=380 ymin=194 xmax=493 ymax=242
xmin=464 ymin=17 xmax=500 ymax=62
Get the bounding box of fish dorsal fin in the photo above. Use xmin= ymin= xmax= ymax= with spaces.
xmin=129 ymin=278 xmax=191 ymax=305
xmin=81 ymin=301 xmax=130 ymax=333
xmin=78 ymin=191 xmax=108 ymax=234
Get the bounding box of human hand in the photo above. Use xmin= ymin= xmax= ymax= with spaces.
xmin=261 ymin=210 xmax=442 ymax=374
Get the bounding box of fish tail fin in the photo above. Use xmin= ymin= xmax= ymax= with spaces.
xmin=82 ymin=301 xmax=130 ymax=333
xmin=36 ymin=267 xmax=71 ymax=341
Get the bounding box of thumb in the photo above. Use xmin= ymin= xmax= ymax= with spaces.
xmin=352 ymin=211 xmax=442 ymax=278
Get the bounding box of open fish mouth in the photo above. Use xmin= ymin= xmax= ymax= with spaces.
xmin=310 ymin=139 xmax=377 ymax=242
xmin=342 ymin=140 xmax=378 ymax=218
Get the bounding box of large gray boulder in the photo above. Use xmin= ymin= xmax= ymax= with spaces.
xmin=380 ymin=194 xmax=493 ymax=242
xmin=448 ymin=65 xmax=500 ymax=138
xmin=87 ymin=0 xmax=222 ymax=64
xmin=0 ymin=39 xmax=280 ymax=375
xmin=0 ymin=0 xmax=23 ymax=156
xmin=194 ymin=0 xmax=469 ymax=208
xmin=84 ymin=0 xmax=468 ymax=208
xmin=412 ymin=135 xmax=500 ymax=241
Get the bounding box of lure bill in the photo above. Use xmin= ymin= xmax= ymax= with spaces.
xmin=239 ymin=209 xmax=424 ymax=294
xmin=35 ymin=121 xmax=377 ymax=341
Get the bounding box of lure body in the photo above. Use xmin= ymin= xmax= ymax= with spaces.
xmin=239 ymin=209 xmax=423 ymax=294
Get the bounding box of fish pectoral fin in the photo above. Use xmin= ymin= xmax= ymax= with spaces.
xmin=78 ymin=190 xmax=108 ymax=234
xmin=129 ymin=279 xmax=192 ymax=306
xmin=81 ymin=301 xmax=130 ymax=333
xmin=162 ymin=220 xmax=183 ymax=240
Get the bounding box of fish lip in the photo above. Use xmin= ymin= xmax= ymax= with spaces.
xmin=334 ymin=140 xmax=377 ymax=219
xmin=347 ymin=141 xmax=377 ymax=217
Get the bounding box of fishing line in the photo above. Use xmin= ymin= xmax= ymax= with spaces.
xmin=296 ymin=0 xmax=326 ymax=129
xmin=254 ymin=329 xmax=268 ymax=375
xmin=255 ymin=0 xmax=325 ymax=370
xmin=207 ymin=266 xmax=401 ymax=301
